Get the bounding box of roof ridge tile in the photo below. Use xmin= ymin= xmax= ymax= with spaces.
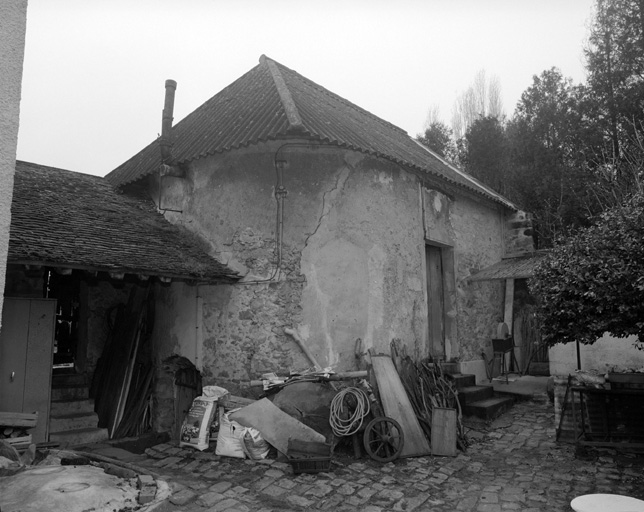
xmin=260 ymin=55 xmax=305 ymax=134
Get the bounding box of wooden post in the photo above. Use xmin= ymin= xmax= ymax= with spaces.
xmin=504 ymin=279 xmax=515 ymax=371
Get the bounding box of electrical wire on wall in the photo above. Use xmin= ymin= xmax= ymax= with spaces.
xmin=235 ymin=141 xmax=338 ymax=286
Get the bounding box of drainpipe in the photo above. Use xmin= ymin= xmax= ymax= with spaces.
xmin=159 ymin=79 xmax=184 ymax=178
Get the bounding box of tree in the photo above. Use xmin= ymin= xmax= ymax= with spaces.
xmin=506 ymin=68 xmax=591 ymax=247
xmin=530 ymin=191 xmax=644 ymax=348
xmin=416 ymin=121 xmax=457 ymax=162
xmin=585 ymin=0 xmax=644 ymax=159
xmin=459 ymin=116 xmax=509 ymax=195
xmin=451 ymin=70 xmax=504 ymax=139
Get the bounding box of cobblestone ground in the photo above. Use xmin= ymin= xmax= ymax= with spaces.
xmin=133 ymin=398 xmax=644 ymax=512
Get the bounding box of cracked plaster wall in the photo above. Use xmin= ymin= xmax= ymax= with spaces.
xmin=0 ymin=2 xmax=27 ymax=331
xmin=154 ymin=141 xmax=508 ymax=390
xmin=451 ymin=198 xmax=506 ymax=364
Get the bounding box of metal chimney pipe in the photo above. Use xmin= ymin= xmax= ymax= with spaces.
xmin=160 ymin=79 xmax=177 ymax=165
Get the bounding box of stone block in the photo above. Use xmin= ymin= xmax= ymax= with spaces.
xmin=138 ymin=486 xmax=157 ymax=505
xmin=169 ymin=488 xmax=196 ymax=506
xmin=137 ymin=473 xmax=155 ymax=488
xmin=209 ymin=481 xmax=233 ymax=493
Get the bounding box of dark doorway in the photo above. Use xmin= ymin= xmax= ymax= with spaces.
xmin=46 ymin=270 xmax=81 ymax=370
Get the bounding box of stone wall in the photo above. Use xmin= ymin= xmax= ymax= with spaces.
xmin=451 ymin=196 xmax=506 ymax=365
xmin=152 ymin=141 xmax=509 ymax=390
xmin=4 ymin=265 xmax=45 ymax=298
xmin=550 ymin=333 xmax=644 ymax=376
xmin=86 ymin=281 xmax=132 ymax=373
xmin=505 ymin=210 xmax=535 ymax=255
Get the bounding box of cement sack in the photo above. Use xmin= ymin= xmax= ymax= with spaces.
xmin=241 ymin=427 xmax=270 ymax=460
xmin=202 ymin=385 xmax=229 ymax=400
xmin=179 ymin=395 xmax=218 ymax=451
xmin=215 ymin=411 xmax=246 ymax=459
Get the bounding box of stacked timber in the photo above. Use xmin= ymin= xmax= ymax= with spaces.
xmin=92 ymin=285 xmax=154 ymax=439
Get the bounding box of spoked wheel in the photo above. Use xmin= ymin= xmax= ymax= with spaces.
xmin=363 ymin=416 xmax=404 ymax=462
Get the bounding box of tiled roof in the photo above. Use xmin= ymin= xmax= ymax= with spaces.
xmin=10 ymin=161 xmax=239 ymax=282
xmin=106 ymin=55 xmax=517 ymax=210
xmin=468 ymin=252 xmax=548 ymax=281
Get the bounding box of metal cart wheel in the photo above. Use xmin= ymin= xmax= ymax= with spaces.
xmin=362 ymin=416 xmax=404 ymax=462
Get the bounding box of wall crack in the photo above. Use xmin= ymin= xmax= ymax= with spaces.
xmin=304 ymin=167 xmax=351 ymax=249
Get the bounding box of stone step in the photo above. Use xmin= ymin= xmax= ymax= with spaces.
xmin=447 ymin=373 xmax=476 ymax=389
xmin=49 ymin=411 xmax=100 ymax=432
xmin=49 ymin=427 xmax=109 ymax=447
xmin=50 ymin=398 xmax=96 ymax=416
xmin=51 ymin=385 xmax=89 ymax=401
xmin=457 ymin=385 xmax=494 ymax=406
xmin=463 ymin=396 xmax=515 ymax=421
xmin=52 ymin=373 xmax=90 ymax=388
xmin=439 ymin=362 xmax=460 ymax=375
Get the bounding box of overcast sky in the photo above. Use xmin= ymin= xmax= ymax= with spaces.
xmin=16 ymin=0 xmax=594 ymax=177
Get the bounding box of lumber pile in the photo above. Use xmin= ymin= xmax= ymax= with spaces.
xmin=390 ymin=340 xmax=469 ymax=451
xmin=92 ymin=285 xmax=154 ymax=438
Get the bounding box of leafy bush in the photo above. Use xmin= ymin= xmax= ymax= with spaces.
xmin=530 ymin=192 xmax=644 ymax=347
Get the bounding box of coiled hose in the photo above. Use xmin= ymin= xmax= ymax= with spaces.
xmin=329 ymin=387 xmax=371 ymax=437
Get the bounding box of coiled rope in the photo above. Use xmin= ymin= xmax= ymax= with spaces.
xmin=329 ymin=387 xmax=371 ymax=437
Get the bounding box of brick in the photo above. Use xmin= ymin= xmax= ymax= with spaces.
xmin=153 ymin=456 xmax=183 ymax=468
xmin=357 ymin=487 xmax=377 ymax=499
xmin=337 ymin=483 xmax=356 ymax=496
xmin=207 ymin=498 xmax=244 ymax=512
xmin=393 ymin=495 xmax=430 ymax=511
xmin=263 ymin=468 xmax=285 ymax=478
xmin=197 ymin=492 xmax=226 ymax=507
xmin=286 ymin=495 xmax=315 ymax=508
xmin=209 ymin=481 xmax=233 ymax=493
xmin=138 ymin=487 xmax=156 ymax=505
xmin=276 ymin=479 xmax=297 ymax=489
xmin=137 ymin=474 xmax=155 ymax=488
xmin=169 ymin=488 xmax=196 ymax=506
xmin=260 ymin=484 xmax=288 ymax=497
xmin=377 ymin=489 xmax=404 ymax=500
xmin=182 ymin=459 xmax=202 ymax=472
xmin=304 ymin=483 xmax=333 ymax=497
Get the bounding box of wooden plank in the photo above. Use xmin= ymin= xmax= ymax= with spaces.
xmin=174 ymin=382 xmax=199 ymax=439
xmin=111 ymin=321 xmax=142 ymax=437
xmin=95 ymin=285 xmax=148 ymax=437
xmin=370 ymin=354 xmax=431 ymax=457
xmin=426 ymin=246 xmax=445 ymax=358
xmin=229 ymin=398 xmax=325 ymax=455
xmin=5 ymin=435 xmax=32 ymax=446
xmin=0 ymin=412 xmax=38 ymax=428
xmin=431 ymin=407 xmax=457 ymax=456
xmin=246 ymin=371 xmax=368 ymax=388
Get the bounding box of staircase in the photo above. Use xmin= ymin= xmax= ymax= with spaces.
xmin=450 ymin=373 xmax=515 ymax=420
xmin=49 ymin=373 xmax=109 ymax=446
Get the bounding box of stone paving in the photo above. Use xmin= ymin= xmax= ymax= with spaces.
xmin=118 ymin=397 xmax=644 ymax=512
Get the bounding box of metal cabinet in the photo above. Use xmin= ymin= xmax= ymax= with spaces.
xmin=0 ymin=298 xmax=56 ymax=443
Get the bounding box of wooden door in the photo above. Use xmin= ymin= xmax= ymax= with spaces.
xmin=426 ymin=246 xmax=445 ymax=359
xmin=174 ymin=368 xmax=202 ymax=439
xmin=0 ymin=298 xmax=56 ymax=443
xmin=0 ymin=300 xmax=30 ymax=410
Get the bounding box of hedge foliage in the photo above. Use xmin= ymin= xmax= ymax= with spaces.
xmin=530 ymin=192 xmax=644 ymax=347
